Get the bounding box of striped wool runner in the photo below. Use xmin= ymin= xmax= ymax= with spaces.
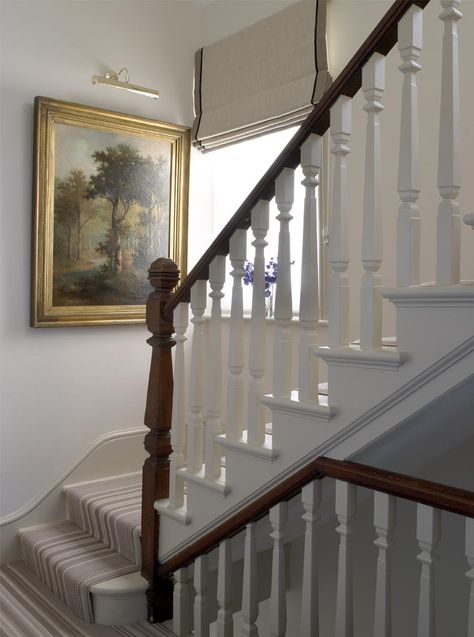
xmin=0 ymin=563 xmax=174 ymax=636
xmin=20 ymin=521 xmax=139 ymax=622
xmin=65 ymin=475 xmax=142 ymax=566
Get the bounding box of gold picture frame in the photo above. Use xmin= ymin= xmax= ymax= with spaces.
xmin=32 ymin=96 xmax=190 ymax=327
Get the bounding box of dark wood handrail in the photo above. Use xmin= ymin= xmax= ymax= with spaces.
xmin=165 ymin=0 xmax=430 ymax=317
xmin=159 ymin=457 xmax=474 ymax=578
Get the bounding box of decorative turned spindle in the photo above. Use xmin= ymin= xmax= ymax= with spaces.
xmin=299 ymin=134 xmax=322 ymax=404
xmin=169 ymin=302 xmax=189 ymax=510
xmin=187 ymin=279 xmax=207 ymax=473
xmin=436 ymin=0 xmax=462 ymax=286
xmin=226 ymin=229 xmax=247 ymax=441
xmin=397 ymin=6 xmax=422 ymax=287
xmin=300 ymin=480 xmax=322 ymax=637
xmin=217 ymin=539 xmax=233 ymax=637
xmin=241 ymin=522 xmax=259 ymax=637
xmin=194 ymin=554 xmax=210 ymax=637
xmin=273 ymin=168 xmax=295 ymax=398
xmin=373 ymin=492 xmax=395 ymax=637
xmin=270 ymin=502 xmax=288 ymax=637
xmin=361 ymin=53 xmax=385 ymax=350
xmin=335 ymin=480 xmax=356 ymax=637
xmin=204 ymin=255 xmax=226 ymax=480
xmin=328 ymin=96 xmax=351 ymax=348
xmin=173 ymin=567 xmax=192 ymax=636
xmin=247 ymin=201 xmax=270 ymax=447
xmin=416 ymin=504 xmax=441 ymax=637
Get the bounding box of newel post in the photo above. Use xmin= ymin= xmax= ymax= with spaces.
xmin=141 ymin=257 xmax=179 ymax=623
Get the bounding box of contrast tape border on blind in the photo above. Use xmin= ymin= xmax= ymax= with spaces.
xmin=192 ymin=0 xmax=331 ymax=152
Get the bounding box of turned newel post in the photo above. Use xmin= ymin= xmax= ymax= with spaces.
xmin=141 ymin=257 xmax=179 ymax=623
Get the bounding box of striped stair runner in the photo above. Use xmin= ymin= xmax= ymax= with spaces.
xmin=64 ymin=474 xmax=142 ymax=566
xmin=20 ymin=520 xmax=139 ymax=622
xmin=0 ymin=562 xmax=173 ymax=636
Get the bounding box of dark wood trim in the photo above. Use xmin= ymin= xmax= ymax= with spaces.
xmin=159 ymin=456 xmax=473 ymax=578
xmin=315 ymin=458 xmax=474 ymax=518
xmin=165 ymin=0 xmax=431 ymax=318
xmin=141 ymin=258 xmax=179 ymax=622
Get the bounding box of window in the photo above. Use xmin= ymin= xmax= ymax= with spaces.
xmin=208 ymin=127 xmax=329 ymax=320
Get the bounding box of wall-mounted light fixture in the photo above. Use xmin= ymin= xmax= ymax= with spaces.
xmin=91 ymin=68 xmax=160 ymax=100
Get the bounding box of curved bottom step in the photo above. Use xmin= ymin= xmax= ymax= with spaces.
xmin=91 ymin=570 xmax=148 ymax=625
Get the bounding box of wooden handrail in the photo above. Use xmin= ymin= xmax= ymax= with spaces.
xmin=159 ymin=457 xmax=474 ymax=578
xmin=165 ymin=0 xmax=430 ymax=317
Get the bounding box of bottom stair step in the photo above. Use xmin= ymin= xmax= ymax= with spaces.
xmin=0 ymin=562 xmax=174 ymax=635
xmin=19 ymin=520 xmax=140 ymax=624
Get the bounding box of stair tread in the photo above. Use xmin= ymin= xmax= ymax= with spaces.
xmin=0 ymin=561 xmax=170 ymax=635
xmin=64 ymin=473 xmax=142 ymax=566
xmin=19 ymin=520 xmax=138 ymax=623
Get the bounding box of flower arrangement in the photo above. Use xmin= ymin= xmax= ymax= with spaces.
xmin=243 ymin=257 xmax=278 ymax=297
xmin=243 ymin=257 xmax=278 ymax=316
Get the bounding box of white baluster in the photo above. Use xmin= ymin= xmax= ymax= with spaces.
xmin=466 ymin=517 xmax=474 ymax=637
xmin=241 ymin=522 xmax=258 ymax=637
xmin=397 ymin=5 xmax=422 ymax=287
xmin=226 ymin=229 xmax=247 ymax=441
xmin=416 ymin=504 xmax=441 ymax=637
xmin=217 ymin=539 xmax=233 ymax=637
xmin=205 ymin=256 xmax=226 ymax=480
xmin=361 ymin=53 xmax=385 ymax=350
xmin=187 ymin=280 xmax=207 ymax=473
xmin=247 ymin=201 xmax=270 ymax=447
xmin=373 ymin=492 xmax=395 ymax=637
xmin=169 ymin=303 xmax=189 ymax=509
xmin=273 ymin=168 xmax=295 ymax=398
xmin=328 ymin=96 xmax=351 ymax=348
xmin=436 ymin=0 xmax=462 ymax=286
xmin=270 ymin=502 xmax=288 ymax=637
xmin=174 ymin=566 xmax=192 ymax=637
xmin=299 ymin=134 xmax=322 ymax=404
xmin=300 ymin=480 xmax=322 ymax=637
xmin=194 ymin=554 xmax=210 ymax=637
xmin=335 ymin=481 xmax=356 ymax=637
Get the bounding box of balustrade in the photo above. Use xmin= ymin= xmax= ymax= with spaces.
xmin=397 ymin=5 xmax=422 ymax=287
xmin=247 ymin=201 xmax=270 ymax=447
xmin=360 ymin=53 xmax=384 ymax=350
xmin=141 ymin=0 xmax=473 ymax=626
xmin=328 ymin=96 xmax=351 ymax=348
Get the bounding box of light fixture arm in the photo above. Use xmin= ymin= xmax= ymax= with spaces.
xmin=91 ymin=68 xmax=160 ymax=100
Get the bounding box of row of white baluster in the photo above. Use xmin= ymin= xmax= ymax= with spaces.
xmin=172 ymin=481 xmax=474 ymax=637
xmin=168 ymin=1 xmax=466 ymax=507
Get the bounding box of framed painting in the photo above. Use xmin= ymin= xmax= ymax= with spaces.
xmin=32 ymin=96 xmax=190 ymax=327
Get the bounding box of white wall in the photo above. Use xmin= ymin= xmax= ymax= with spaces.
xmin=0 ymin=0 xmax=203 ymax=517
xmin=2 ymin=0 xmax=473 ymax=523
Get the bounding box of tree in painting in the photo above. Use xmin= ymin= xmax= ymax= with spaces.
xmin=55 ymin=170 xmax=96 ymax=262
xmin=53 ymin=136 xmax=170 ymax=307
xmin=87 ymin=144 xmax=143 ymax=274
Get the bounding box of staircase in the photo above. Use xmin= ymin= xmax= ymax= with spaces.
xmin=140 ymin=0 xmax=474 ymax=632
xmin=1 ymin=0 xmax=473 ymax=635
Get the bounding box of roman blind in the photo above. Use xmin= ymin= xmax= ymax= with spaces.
xmin=192 ymin=0 xmax=331 ymax=152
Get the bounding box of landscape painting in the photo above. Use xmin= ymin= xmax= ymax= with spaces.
xmin=32 ymin=97 xmax=190 ymax=327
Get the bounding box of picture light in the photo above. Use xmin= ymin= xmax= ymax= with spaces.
xmin=92 ymin=68 xmax=160 ymax=100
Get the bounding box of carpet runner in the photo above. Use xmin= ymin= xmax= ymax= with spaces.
xmin=64 ymin=474 xmax=142 ymax=566
xmin=20 ymin=521 xmax=139 ymax=622
xmin=0 ymin=562 xmax=173 ymax=636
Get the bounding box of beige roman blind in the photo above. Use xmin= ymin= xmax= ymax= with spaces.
xmin=192 ymin=0 xmax=331 ymax=152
